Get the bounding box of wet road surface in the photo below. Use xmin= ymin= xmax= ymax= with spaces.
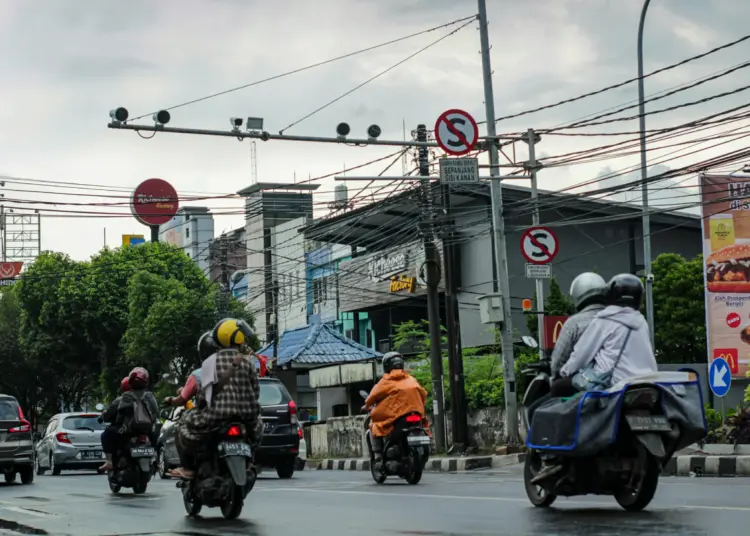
xmin=0 ymin=465 xmax=747 ymax=535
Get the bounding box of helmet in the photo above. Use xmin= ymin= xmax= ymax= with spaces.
xmin=197 ymin=331 xmax=219 ymax=361
xmin=382 ymin=351 xmax=405 ymax=373
xmin=606 ymin=273 xmax=644 ymax=310
xmin=212 ymin=318 xmax=254 ymax=349
xmin=120 ymin=377 xmax=131 ymax=393
xmin=128 ymin=367 xmax=149 ymax=389
xmin=569 ymin=272 xmax=607 ymax=311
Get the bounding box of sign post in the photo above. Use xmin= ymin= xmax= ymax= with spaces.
xmin=709 ymin=356 xmax=732 ymax=422
xmin=130 ymin=179 xmax=179 ymax=243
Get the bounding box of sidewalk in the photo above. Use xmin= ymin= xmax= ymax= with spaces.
xmin=311 ymin=453 xmax=525 ymax=473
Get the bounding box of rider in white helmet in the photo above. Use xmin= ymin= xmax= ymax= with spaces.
xmin=549 ymin=272 xmax=608 ymax=397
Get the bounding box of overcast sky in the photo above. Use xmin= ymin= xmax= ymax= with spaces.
xmin=1 ymin=0 xmax=749 ymax=261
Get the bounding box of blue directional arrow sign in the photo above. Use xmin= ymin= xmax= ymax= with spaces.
xmin=709 ymin=357 xmax=732 ymax=398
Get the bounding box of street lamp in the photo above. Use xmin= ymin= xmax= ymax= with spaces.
xmin=637 ymin=0 xmax=655 ymax=349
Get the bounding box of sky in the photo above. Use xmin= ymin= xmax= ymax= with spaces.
xmin=1 ymin=0 xmax=750 ymax=261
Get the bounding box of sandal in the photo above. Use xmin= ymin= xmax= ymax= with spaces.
xmin=168 ymin=468 xmax=195 ymax=480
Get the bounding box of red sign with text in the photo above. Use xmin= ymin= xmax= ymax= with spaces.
xmin=0 ymin=262 xmax=23 ymax=279
xmin=542 ymin=316 xmax=569 ymax=350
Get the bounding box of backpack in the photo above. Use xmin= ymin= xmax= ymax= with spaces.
xmin=127 ymin=393 xmax=154 ymax=434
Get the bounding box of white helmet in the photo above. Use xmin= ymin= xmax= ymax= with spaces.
xmin=569 ymin=272 xmax=607 ymax=311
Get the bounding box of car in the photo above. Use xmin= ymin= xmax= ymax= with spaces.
xmin=296 ymin=425 xmax=307 ymax=470
xmin=155 ymin=377 xmax=301 ymax=479
xmin=0 ymin=394 xmax=34 ymax=485
xmin=35 ymin=412 xmax=106 ymax=475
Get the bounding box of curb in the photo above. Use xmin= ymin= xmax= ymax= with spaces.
xmin=312 ymin=454 xmax=525 ymax=473
xmin=663 ymin=455 xmax=750 ymax=477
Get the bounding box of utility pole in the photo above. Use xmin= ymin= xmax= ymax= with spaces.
xmin=417 ymin=124 xmax=446 ymax=453
xmin=478 ymin=0 xmax=519 ymax=444
xmin=0 ymin=205 xmax=5 ymax=262
xmin=219 ymin=234 xmax=230 ymax=316
xmin=272 ymin=279 xmax=280 ymax=362
xmin=524 ymin=128 xmax=545 ymax=359
xmin=442 ymin=173 xmax=468 ymax=451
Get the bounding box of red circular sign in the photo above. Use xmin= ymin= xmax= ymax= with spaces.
xmin=131 ymin=179 xmax=179 ymax=226
xmin=434 ymin=109 xmax=479 ymax=156
xmin=726 ymin=312 xmax=741 ymax=328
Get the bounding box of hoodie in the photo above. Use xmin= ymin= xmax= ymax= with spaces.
xmin=550 ymin=303 xmax=606 ymax=378
xmin=560 ymin=305 xmax=657 ymax=386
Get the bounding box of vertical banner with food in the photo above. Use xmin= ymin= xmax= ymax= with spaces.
xmin=701 ymin=173 xmax=749 ymax=378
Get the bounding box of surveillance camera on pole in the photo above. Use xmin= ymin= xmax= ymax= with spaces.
xmin=152 ymin=110 xmax=171 ymax=126
xmin=336 ymin=122 xmax=351 ymax=140
xmin=230 ymin=117 xmax=243 ymax=130
xmin=367 ymin=124 xmax=382 ymax=141
xmin=109 ymin=107 xmax=129 ymax=123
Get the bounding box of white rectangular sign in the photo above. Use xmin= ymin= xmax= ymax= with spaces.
xmin=439 ymin=158 xmax=479 ymax=184
xmin=525 ymin=263 xmax=551 ymax=279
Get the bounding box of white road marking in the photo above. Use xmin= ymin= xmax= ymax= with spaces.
xmin=0 ymin=506 xmax=53 ymax=517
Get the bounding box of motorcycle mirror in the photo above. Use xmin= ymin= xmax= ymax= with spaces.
xmin=359 ymin=390 xmax=369 ymax=399
xmin=521 ymin=336 xmax=539 ymax=348
xmin=95 ymin=403 xmax=105 ymax=411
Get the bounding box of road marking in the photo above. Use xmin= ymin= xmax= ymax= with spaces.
xmin=262 ymin=487 xmax=750 ymax=512
xmin=0 ymin=507 xmax=53 ymax=518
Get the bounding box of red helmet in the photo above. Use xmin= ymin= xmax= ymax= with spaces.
xmin=128 ymin=367 xmax=149 ymax=389
xmin=120 ymin=377 xmax=131 ymax=393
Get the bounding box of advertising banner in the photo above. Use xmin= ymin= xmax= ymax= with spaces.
xmin=542 ymin=315 xmax=569 ymax=350
xmin=700 ymin=173 xmax=750 ymax=378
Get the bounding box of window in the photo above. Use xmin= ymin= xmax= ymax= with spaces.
xmin=63 ymin=415 xmax=106 ymax=432
xmin=0 ymin=400 xmax=19 ymax=421
xmin=259 ymin=381 xmax=291 ymax=406
xmin=186 ymin=227 xmax=190 ymax=239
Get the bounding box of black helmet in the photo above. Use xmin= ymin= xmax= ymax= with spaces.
xmin=382 ymin=351 xmax=405 ymax=373
xmin=197 ymin=331 xmax=218 ymax=361
xmin=606 ymin=273 xmax=644 ymax=310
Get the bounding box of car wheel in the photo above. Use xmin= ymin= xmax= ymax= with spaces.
xmin=276 ymin=457 xmax=295 ymax=479
xmin=50 ymin=455 xmax=61 ymax=476
xmin=19 ymin=466 xmax=34 ymax=485
xmin=157 ymin=448 xmax=170 ymax=480
xmin=4 ymin=472 xmax=17 ymax=484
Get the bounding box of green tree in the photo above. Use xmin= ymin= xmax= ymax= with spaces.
xmin=526 ymin=277 xmax=575 ymax=339
xmin=650 ymin=253 xmax=706 ymax=364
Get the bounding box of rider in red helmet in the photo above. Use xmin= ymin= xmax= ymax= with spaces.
xmin=98 ymin=377 xmax=135 ymax=471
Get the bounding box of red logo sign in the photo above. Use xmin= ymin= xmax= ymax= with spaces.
xmin=130 ymin=178 xmax=179 ymax=226
xmin=726 ymin=312 xmax=742 ymax=328
xmin=713 ymin=348 xmax=739 ymax=375
xmin=0 ymin=262 xmax=23 ymax=279
xmin=542 ymin=315 xmax=569 ymax=350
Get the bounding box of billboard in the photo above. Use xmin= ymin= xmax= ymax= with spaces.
xmin=542 ymin=315 xmax=568 ymax=350
xmin=700 ymin=173 xmax=750 ymax=378
xmin=122 ymin=234 xmax=145 ymax=248
xmin=131 ymin=178 xmax=179 ymax=227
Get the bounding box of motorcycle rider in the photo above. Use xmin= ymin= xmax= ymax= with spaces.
xmin=364 ymin=351 xmax=429 ymax=471
xmin=549 ymin=272 xmax=608 ymax=398
xmin=170 ymin=318 xmax=263 ymax=480
xmin=164 ymin=331 xmax=217 ymax=409
xmin=98 ymin=377 xmax=131 ymax=472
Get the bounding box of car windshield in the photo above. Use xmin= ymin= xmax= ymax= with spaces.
xmin=63 ymin=416 xmax=106 ymax=432
xmin=0 ymin=401 xmax=19 ymax=421
xmin=259 ymin=382 xmax=290 ymax=406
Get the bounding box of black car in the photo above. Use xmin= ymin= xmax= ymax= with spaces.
xmin=156 ymin=377 xmax=301 ymax=479
xmin=0 ymin=394 xmax=34 ymax=485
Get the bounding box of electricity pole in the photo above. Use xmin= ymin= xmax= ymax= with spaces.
xmin=478 ymin=0 xmax=519 ymax=443
xmin=417 ymin=124 xmax=446 ymax=453
xmin=219 ymin=234 xmax=230 ymax=316
xmin=524 ymin=128 xmax=545 ymax=359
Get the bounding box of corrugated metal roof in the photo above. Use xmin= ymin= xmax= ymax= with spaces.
xmin=258 ymin=323 xmax=381 ymax=366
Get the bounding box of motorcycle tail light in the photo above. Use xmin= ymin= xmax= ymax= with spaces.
xmin=137 ymin=435 xmax=149 ymax=444
xmin=227 ymin=425 xmax=242 ymax=437
xmin=405 ymin=414 xmax=421 ymax=423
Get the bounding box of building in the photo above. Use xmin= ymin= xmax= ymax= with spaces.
xmin=207 ymin=227 xmax=247 ymax=287
xmin=303 ymin=181 xmax=702 ymax=351
xmin=159 ymin=206 xmax=215 ymax=274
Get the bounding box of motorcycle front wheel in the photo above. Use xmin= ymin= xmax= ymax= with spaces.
xmin=523 ymin=451 xmax=557 ymax=508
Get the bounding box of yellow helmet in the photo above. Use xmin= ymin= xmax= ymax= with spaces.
xmin=212 ymin=318 xmax=254 ymax=349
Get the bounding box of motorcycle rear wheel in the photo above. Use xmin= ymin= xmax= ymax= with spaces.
xmin=370 ymin=458 xmax=386 ymax=484
xmin=133 ymin=470 xmax=149 ymax=495
xmin=221 ymin=484 xmax=245 ymax=520
xmin=182 ymin=484 xmax=203 ymax=517
xmin=108 ymin=479 xmax=121 ymax=494
xmin=614 ymin=450 xmax=659 ymax=512
xmin=405 ymin=452 xmax=423 ymax=485
xmin=523 ymin=451 xmax=557 ymax=508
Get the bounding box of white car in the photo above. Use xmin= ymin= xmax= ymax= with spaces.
xmin=296 ymin=425 xmax=307 ymax=470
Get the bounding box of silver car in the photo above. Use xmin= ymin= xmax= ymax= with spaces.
xmin=35 ymin=412 xmax=106 ymax=475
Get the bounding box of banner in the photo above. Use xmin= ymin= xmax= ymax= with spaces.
xmin=542 ymin=315 xmax=569 ymax=350
xmin=700 ymin=173 xmax=750 ymax=378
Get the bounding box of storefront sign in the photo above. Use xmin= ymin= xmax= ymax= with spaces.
xmin=701 ymin=173 xmax=750 ymax=378
xmin=542 ymin=315 xmax=568 ymax=350
xmin=367 ymin=252 xmax=407 ymax=281
xmin=389 ymin=275 xmax=416 ymax=293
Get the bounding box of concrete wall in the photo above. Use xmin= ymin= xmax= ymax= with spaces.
xmin=309 ymin=415 xmax=368 ymax=458
xmin=317 ymin=387 xmax=347 ymax=420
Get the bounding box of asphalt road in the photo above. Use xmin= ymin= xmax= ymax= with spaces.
xmin=0 ymin=465 xmax=747 ymax=536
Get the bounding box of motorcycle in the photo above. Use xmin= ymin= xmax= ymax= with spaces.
xmin=176 ymin=421 xmax=256 ymax=520
xmin=360 ymin=390 xmax=431 ymax=485
xmin=521 ymin=354 xmax=706 ymax=512
xmin=108 ymin=433 xmax=155 ymax=495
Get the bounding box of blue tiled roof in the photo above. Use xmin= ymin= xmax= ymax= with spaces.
xmin=257 ymin=324 xmax=382 ymax=366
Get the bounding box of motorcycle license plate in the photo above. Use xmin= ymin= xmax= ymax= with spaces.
xmin=219 ymin=442 xmax=252 ymax=458
xmin=407 ymin=435 xmax=431 ymax=445
xmin=130 ymin=446 xmax=156 ymax=458
xmin=625 ymin=415 xmax=671 ymax=432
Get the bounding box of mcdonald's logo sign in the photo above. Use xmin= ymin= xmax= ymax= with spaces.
xmin=713 ymin=348 xmax=739 ymax=375
xmin=542 ymin=315 xmax=569 ymax=350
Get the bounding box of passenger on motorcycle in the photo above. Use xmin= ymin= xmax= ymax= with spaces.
xmin=170 ymin=318 xmax=263 ymax=480
xmin=100 ymin=368 xmax=158 ymax=472
xmin=560 ymin=273 xmax=658 ymax=391
xmin=364 ymin=352 xmax=429 ymax=471
xmin=549 ymin=272 xmax=608 ymax=398
xmin=164 ymin=331 xmax=217 ymax=409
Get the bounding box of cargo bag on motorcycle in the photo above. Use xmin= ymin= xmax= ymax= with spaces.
xmin=526 ymin=375 xmax=706 ymax=457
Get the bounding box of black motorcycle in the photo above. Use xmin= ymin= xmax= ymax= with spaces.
xmin=176 ymin=421 xmax=256 ymax=520
xmin=521 ymin=357 xmax=705 ymax=511
xmin=360 ymin=390 xmax=431 ymax=485
xmin=108 ymin=434 xmax=155 ymax=495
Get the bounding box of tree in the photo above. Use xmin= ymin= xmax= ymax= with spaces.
xmin=650 ymin=253 xmax=706 ymax=364
xmin=526 ymin=277 xmax=575 ymax=339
